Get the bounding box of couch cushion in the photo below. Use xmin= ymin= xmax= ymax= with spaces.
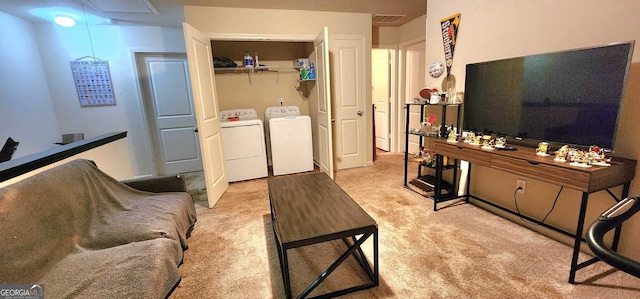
xmin=39 ymin=238 xmax=183 ymax=299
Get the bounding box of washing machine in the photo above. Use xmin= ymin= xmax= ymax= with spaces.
xmin=264 ymin=106 xmax=314 ymax=176
xmin=220 ymin=109 xmax=268 ymax=182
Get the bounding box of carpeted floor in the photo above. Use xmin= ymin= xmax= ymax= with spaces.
xmin=170 ymin=153 xmax=640 ymax=298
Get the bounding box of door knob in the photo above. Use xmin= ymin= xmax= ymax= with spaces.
xmin=357 ymin=111 xmax=363 ymax=116
xmin=194 ymin=128 xmax=199 ymax=133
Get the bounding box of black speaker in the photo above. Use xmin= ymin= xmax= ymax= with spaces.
xmin=0 ymin=137 xmax=19 ymax=163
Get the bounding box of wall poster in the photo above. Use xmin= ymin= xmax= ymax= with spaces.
xmin=70 ymin=59 xmax=116 ymax=107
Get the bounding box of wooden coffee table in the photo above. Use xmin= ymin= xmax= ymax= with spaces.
xmin=268 ymin=172 xmax=378 ymax=299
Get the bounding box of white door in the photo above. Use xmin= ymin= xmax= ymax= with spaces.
xmin=312 ymin=27 xmax=335 ymax=179
xmin=137 ymin=53 xmax=203 ymax=175
xmin=183 ymin=22 xmax=228 ymax=208
xmin=372 ymin=49 xmax=390 ymax=152
xmin=332 ymin=36 xmax=366 ymax=169
xmin=404 ymin=41 xmax=426 ymax=155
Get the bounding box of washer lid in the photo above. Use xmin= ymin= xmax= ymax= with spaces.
xmin=220 ymin=109 xmax=258 ymax=122
xmin=221 ymin=118 xmax=263 ymax=128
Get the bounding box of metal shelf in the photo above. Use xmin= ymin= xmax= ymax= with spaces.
xmin=403 ymin=102 xmax=463 ymax=211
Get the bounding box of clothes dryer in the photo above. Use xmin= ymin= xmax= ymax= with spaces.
xmin=220 ymin=109 xmax=268 ymax=182
xmin=264 ymin=106 xmax=313 ymax=176
xmin=264 ymin=106 xmax=300 ymax=166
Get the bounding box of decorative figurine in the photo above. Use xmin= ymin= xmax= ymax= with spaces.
xmin=472 ymin=134 xmax=481 ymax=145
xmin=554 ymin=145 xmax=569 ymax=162
xmin=447 ymin=129 xmax=458 ymax=143
xmin=495 ymin=137 xmax=506 ymax=148
xmin=481 ymin=135 xmax=494 ymax=150
xmin=536 ymin=142 xmax=550 ymax=156
xmin=464 ymin=131 xmax=475 ymax=143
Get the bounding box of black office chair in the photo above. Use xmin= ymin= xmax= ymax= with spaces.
xmin=586 ymin=195 xmax=640 ymax=278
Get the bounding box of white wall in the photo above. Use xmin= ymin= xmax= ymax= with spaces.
xmin=399 ymin=15 xmax=427 ymax=44
xmin=33 ymin=24 xmax=187 ymax=177
xmin=374 ymin=15 xmax=426 ymax=46
xmin=184 ymin=6 xmax=371 ymax=38
xmin=426 ymin=1 xmax=640 ymax=89
xmin=0 ymin=11 xmax=60 ymax=158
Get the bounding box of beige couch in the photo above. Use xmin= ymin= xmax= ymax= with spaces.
xmin=0 ymin=159 xmax=197 ymax=298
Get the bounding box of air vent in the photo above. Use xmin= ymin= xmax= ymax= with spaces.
xmin=82 ymin=0 xmax=159 ymax=14
xmin=372 ymin=14 xmax=406 ymax=24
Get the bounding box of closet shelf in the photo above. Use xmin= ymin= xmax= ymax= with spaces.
xmin=214 ymin=66 xmax=275 ymax=73
xmin=213 ymin=65 xmax=300 ymax=85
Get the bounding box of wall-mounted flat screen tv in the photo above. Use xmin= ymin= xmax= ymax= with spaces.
xmin=463 ymin=41 xmax=634 ymax=151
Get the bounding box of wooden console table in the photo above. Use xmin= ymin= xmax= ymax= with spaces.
xmin=268 ymin=172 xmax=378 ymax=298
xmin=433 ymin=139 xmax=636 ymax=283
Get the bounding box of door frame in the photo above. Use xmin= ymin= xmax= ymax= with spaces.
xmin=206 ymin=32 xmax=336 ymax=176
xmin=397 ymin=37 xmax=426 ymax=153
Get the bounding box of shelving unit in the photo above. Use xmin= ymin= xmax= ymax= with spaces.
xmin=403 ymin=102 xmax=462 ymax=211
xmin=213 ymin=65 xmax=300 ymax=85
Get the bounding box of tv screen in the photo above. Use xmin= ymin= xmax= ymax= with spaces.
xmin=463 ymin=41 xmax=634 ymax=150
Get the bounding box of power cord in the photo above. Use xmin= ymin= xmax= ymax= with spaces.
xmin=513 ymin=186 xmax=531 ymax=223
xmin=541 ymin=186 xmax=563 ymax=224
xmin=513 ymin=185 xmax=564 ymax=224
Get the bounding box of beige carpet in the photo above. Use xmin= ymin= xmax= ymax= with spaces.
xmin=170 ymin=153 xmax=640 ymax=298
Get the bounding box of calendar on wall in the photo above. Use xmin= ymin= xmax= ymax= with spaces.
xmin=70 ymin=59 xmax=116 ymax=107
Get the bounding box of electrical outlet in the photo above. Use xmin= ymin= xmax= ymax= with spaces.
xmin=279 ymin=98 xmax=285 ymax=106
xmin=516 ymin=179 xmax=526 ymax=194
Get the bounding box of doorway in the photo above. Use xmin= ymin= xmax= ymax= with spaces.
xmin=136 ymin=53 xmax=203 ymax=175
xmin=372 ymin=48 xmax=393 ymax=152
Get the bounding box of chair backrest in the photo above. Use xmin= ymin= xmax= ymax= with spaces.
xmin=587 ymin=195 xmax=640 ymax=278
xmin=0 ymin=137 xmax=19 ymax=163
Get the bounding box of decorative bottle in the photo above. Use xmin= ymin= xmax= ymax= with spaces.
xmin=308 ymin=62 xmax=316 ymax=80
xmin=243 ymin=51 xmax=253 ymax=68
xmin=254 ymin=51 xmax=259 ymax=67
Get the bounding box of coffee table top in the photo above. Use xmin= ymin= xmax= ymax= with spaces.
xmin=268 ymin=172 xmax=377 ymax=248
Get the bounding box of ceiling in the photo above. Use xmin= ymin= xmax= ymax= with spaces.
xmin=0 ymin=0 xmax=426 ymax=27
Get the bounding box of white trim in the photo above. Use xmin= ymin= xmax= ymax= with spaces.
xmin=397 ymin=38 xmax=425 ymax=153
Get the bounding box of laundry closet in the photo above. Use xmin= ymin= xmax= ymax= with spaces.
xmin=212 ymin=40 xmax=315 ymax=125
xmin=211 ymin=40 xmax=318 ymax=179
xmin=184 ymin=6 xmax=371 ymax=207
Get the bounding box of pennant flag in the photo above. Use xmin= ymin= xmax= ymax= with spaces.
xmin=439 ymin=13 xmax=461 ymax=77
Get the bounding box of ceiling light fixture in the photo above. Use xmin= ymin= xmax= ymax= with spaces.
xmin=53 ymin=15 xmax=76 ymax=27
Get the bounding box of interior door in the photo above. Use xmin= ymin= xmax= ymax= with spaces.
xmin=183 ymin=22 xmax=228 ymax=208
xmin=313 ymin=27 xmax=335 ymax=179
xmin=404 ymin=41 xmax=426 ymax=155
xmin=372 ymin=49 xmax=391 ymax=151
xmin=332 ymin=37 xmax=367 ymax=169
xmin=137 ymin=53 xmax=203 ymax=175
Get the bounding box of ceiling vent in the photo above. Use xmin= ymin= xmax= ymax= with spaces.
xmin=372 ymin=14 xmax=406 ymax=24
xmin=81 ymin=0 xmax=159 ymax=14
